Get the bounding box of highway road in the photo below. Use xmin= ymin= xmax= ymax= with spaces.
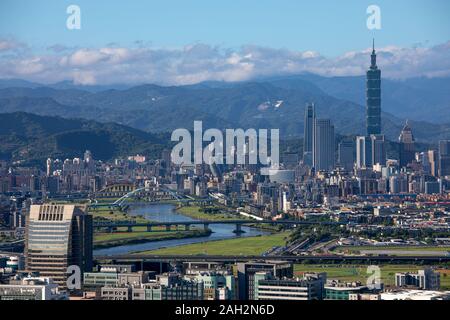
xmin=94 ymin=254 xmax=450 ymax=264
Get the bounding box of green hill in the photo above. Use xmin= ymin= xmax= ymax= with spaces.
xmin=0 ymin=112 xmax=169 ymax=163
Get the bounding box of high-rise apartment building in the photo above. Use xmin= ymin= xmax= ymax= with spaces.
xmin=25 ymin=204 xmax=93 ymax=289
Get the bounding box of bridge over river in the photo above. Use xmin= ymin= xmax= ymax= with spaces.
xmin=93 ymin=219 xmax=347 ymax=233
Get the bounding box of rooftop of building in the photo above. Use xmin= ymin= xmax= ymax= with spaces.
xmin=381 ymin=289 xmax=450 ymax=300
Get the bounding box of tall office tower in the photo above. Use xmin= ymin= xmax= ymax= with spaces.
xmin=356 ymin=136 xmax=372 ymax=169
xmin=371 ymin=134 xmax=386 ymax=166
xmin=303 ymin=103 xmax=316 ymax=165
xmin=338 ymin=139 xmax=355 ymax=171
xmin=398 ymin=122 xmax=415 ymax=168
xmin=25 ymin=204 xmax=93 ymax=289
xmin=366 ymin=39 xmax=381 ymax=136
xmin=428 ymin=150 xmax=438 ymax=177
xmin=313 ymin=119 xmax=335 ymax=171
xmin=439 ymin=140 xmax=450 ymax=177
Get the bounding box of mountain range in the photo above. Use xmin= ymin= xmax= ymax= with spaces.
xmin=0 ymin=74 xmax=449 ymax=144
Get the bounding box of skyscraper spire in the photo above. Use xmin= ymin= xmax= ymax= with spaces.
xmin=371 ymin=38 xmax=377 ymax=69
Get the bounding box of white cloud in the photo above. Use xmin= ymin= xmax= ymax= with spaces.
xmin=14 ymin=58 xmax=45 ymax=75
xmin=68 ymin=49 xmax=107 ymax=66
xmin=0 ymin=39 xmax=25 ymax=52
xmin=72 ymin=70 xmax=97 ymax=85
xmin=0 ymin=39 xmax=449 ymax=85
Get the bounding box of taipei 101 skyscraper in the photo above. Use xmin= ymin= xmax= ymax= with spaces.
xmin=366 ymin=39 xmax=381 ymax=135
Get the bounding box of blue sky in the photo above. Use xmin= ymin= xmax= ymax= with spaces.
xmin=0 ymin=0 xmax=449 ymax=85
xmin=1 ymin=0 xmax=449 ymax=56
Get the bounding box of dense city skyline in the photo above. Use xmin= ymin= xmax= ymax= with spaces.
xmin=1 ymin=46 xmax=450 ymax=303
xmin=1 ymin=0 xmax=449 ymax=308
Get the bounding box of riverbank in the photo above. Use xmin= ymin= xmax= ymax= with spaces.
xmin=175 ymin=205 xmax=241 ymax=221
xmin=89 ymin=206 xmax=148 ymax=223
xmin=134 ymin=231 xmax=291 ymax=256
xmin=177 ymin=205 xmax=289 ymax=234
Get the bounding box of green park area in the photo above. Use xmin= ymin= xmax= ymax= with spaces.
xmin=89 ymin=206 xmax=145 ymax=222
xmin=176 ymin=205 xmax=282 ymax=231
xmin=136 ymin=231 xmax=291 ymax=256
xmin=294 ymin=264 xmax=450 ymax=290
xmin=175 ymin=205 xmax=242 ymax=221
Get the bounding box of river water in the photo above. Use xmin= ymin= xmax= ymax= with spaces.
xmin=93 ymin=203 xmax=269 ymax=256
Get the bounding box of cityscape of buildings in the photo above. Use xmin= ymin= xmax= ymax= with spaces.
xmin=1 ymin=253 xmax=448 ymax=301
xmin=0 ymin=43 xmax=449 ymax=302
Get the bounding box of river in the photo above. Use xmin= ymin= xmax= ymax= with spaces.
xmin=93 ymin=203 xmax=269 ymax=256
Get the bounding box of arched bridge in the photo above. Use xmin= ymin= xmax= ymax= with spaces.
xmin=89 ymin=184 xmax=210 ymax=209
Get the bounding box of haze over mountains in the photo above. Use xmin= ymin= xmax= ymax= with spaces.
xmin=0 ymin=74 xmax=449 ymax=144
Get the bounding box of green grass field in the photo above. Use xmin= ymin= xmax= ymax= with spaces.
xmin=93 ymin=198 xmax=121 ymax=203
xmin=89 ymin=207 xmax=149 ymax=223
xmin=334 ymin=246 xmax=450 ymax=252
xmin=176 ymin=205 xmax=240 ymax=221
xmin=94 ymin=230 xmax=209 ymax=248
xmin=136 ymin=232 xmax=291 ymax=256
xmin=95 ymin=231 xmax=182 ymax=242
xmin=294 ymin=264 xmax=450 ymax=289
